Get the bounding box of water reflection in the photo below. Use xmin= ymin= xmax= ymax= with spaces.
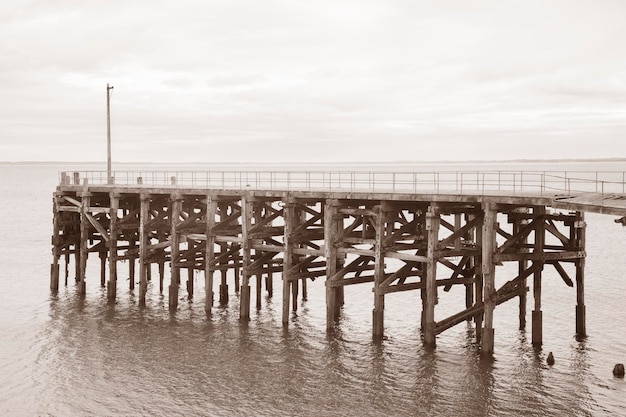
xmin=36 ymin=283 xmax=625 ymax=416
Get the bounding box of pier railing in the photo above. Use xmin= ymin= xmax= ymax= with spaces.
xmin=59 ymin=170 xmax=626 ymax=196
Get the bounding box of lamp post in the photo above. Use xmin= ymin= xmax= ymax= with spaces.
xmin=107 ymin=83 xmax=114 ymax=184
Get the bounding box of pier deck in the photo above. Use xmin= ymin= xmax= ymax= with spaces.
xmin=50 ymin=170 xmax=626 ymax=354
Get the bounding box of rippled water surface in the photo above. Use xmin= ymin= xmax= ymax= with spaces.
xmin=1 ymin=162 xmax=625 ymax=416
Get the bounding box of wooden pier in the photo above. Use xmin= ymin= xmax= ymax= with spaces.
xmin=50 ymin=170 xmax=626 ymax=354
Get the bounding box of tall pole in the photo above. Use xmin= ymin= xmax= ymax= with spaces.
xmin=107 ymin=83 xmax=114 ymax=185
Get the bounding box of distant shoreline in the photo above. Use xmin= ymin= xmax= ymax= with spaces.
xmin=2 ymin=157 xmax=626 ymax=166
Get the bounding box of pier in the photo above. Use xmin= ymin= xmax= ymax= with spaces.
xmin=50 ymin=170 xmax=626 ymax=354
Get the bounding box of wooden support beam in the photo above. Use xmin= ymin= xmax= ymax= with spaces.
xmin=205 ymin=197 xmax=216 ymax=312
xmin=283 ymin=200 xmax=295 ymax=324
xmin=494 ymin=251 xmax=584 ymax=263
xmin=532 ymin=206 xmax=546 ymax=346
xmin=423 ymin=203 xmax=439 ymax=347
xmin=373 ymin=203 xmax=387 ymax=340
xmin=218 ymin=203 xmax=230 ymax=305
xmin=169 ymin=193 xmax=183 ymax=309
xmin=480 ymin=201 xmax=497 ymax=355
xmin=107 ymin=193 xmax=119 ymax=300
xmin=78 ymin=194 xmax=90 ymax=296
xmin=325 ymin=199 xmax=341 ymax=329
xmin=50 ymin=195 xmax=61 ymax=292
xmin=240 ymin=196 xmax=252 ymax=321
xmin=575 ymin=211 xmax=586 ymax=338
xmin=514 ymin=207 xmax=530 ymax=330
xmin=128 ymin=236 xmax=136 ymax=291
xmin=99 ymin=251 xmax=106 ymax=287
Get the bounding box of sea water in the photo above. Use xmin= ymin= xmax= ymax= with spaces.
xmin=0 ymin=161 xmax=625 ymax=416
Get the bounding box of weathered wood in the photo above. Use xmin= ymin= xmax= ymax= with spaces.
xmin=107 ymin=194 xmax=119 ymax=300
xmin=78 ymin=194 xmax=90 ymax=296
xmin=325 ymin=199 xmax=340 ymax=329
xmin=575 ymin=211 xmax=586 ymax=337
xmin=373 ymin=203 xmax=387 ymax=340
xmin=480 ymin=202 xmax=496 ymax=355
xmin=283 ymin=200 xmax=295 ymax=324
xmin=99 ymin=251 xmax=106 ymax=287
xmin=514 ymin=208 xmax=530 ymax=330
xmin=128 ymin=237 xmax=136 ymax=291
xmin=169 ymin=193 xmax=183 ymax=309
xmin=205 ymin=197 xmax=217 ymax=311
xmin=240 ymin=196 xmax=252 ymax=321
xmin=423 ymin=203 xmax=439 ymax=347
xmin=494 ymin=251 xmax=584 ymax=263
xmin=532 ymin=206 xmax=545 ymax=346
xmin=50 ymin=195 xmax=61 ymax=292
xmin=52 ymin=179 xmax=607 ymax=348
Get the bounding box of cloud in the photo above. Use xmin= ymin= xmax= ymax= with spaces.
xmin=2 ymin=0 xmax=626 ymax=163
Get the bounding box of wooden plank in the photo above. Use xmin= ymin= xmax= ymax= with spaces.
xmin=494 ymin=250 xmax=584 ymax=263
xmin=329 ymin=275 xmax=375 ymax=287
xmin=337 ymin=247 xmax=375 ymax=257
xmin=59 ymin=206 xmax=81 ymax=213
xmin=383 ymin=251 xmax=428 ymax=262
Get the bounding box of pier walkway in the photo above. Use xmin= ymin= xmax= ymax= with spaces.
xmin=50 ymin=170 xmax=626 ymax=354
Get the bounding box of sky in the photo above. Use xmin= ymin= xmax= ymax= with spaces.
xmin=1 ymin=0 xmax=626 ymax=163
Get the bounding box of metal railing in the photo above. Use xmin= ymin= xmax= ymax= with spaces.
xmin=58 ymin=170 xmax=626 ymax=196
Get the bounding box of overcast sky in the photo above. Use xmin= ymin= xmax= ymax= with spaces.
xmin=2 ymin=0 xmax=626 ymax=163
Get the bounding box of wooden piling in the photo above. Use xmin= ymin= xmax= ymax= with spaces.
xmin=283 ymin=200 xmax=295 ymax=324
xmin=50 ymin=195 xmax=61 ymax=292
xmin=265 ymin=273 xmax=273 ymax=297
xmin=99 ymin=251 xmax=106 ymax=287
xmin=78 ymin=192 xmax=90 ymax=296
xmin=129 ymin=237 xmax=136 ymax=291
xmin=423 ymin=204 xmax=439 ymax=347
xmin=240 ymin=196 xmax=252 ymax=321
xmin=513 ymin=207 xmax=530 ymax=330
xmin=107 ymin=193 xmax=119 ymax=300
xmin=218 ymin=203 xmax=229 ymax=304
xmin=464 ymin=212 xmax=475 ymax=315
xmin=139 ymin=194 xmax=150 ymax=304
xmin=169 ymin=193 xmax=183 ymax=309
xmin=205 ymin=197 xmax=217 ymax=311
xmin=325 ymin=199 xmax=339 ymax=330
xmin=372 ymin=203 xmax=387 ymax=340
xmin=481 ymin=202 xmax=497 ymax=355
xmin=532 ymin=206 xmax=545 ymax=346
xmin=575 ymin=211 xmax=586 ymax=337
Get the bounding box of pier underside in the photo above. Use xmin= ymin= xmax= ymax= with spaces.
xmin=51 ymin=185 xmax=593 ymax=354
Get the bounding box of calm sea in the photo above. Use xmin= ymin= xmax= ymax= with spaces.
xmin=1 ymin=161 xmax=625 ymax=416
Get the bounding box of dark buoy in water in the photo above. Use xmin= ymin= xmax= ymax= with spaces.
xmin=613 ymin=363 xmax=625 ymax=378
xmin=546 ymin=352 xmax=555 ymax=366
